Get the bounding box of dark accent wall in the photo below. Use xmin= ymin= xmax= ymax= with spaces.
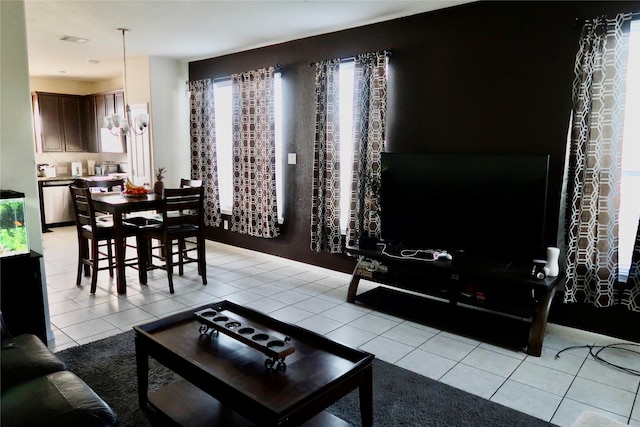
xmin=190 ymin=1 xmax=640 ymax=339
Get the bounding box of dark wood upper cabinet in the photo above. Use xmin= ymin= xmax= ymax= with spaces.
xmin=89 ymin=90 xmax=126 ymax=153
xmin=105 ymin=92 xmax=115 ymax=118
xmin=36 ymin=93 xmax=64 ymax=152
xmin=82 ymin=95 xmax=99 ymax=153
xmin=34 ymin=92 xmax=84 ymax=153
xmin=60 ymin=96 xmax=84 ymax=152
xmin=114 ymin=91 xmax=125 ymax=116
xmin=95 ymin=92 xmax=107 ymax=118
xmin=34 ymin=90 xmax=125 ymax=153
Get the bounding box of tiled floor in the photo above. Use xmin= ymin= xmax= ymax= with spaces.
xmin=43 ymin=226 xmax=639 ymax=426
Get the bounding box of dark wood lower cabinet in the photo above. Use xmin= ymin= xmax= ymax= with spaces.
xmin=0 ymin=251 xmax=47 ymax=343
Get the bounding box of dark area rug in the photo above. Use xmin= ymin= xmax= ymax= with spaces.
xmin=57 ymin=330 xmax=555 ymax=427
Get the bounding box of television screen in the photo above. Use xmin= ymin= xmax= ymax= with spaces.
xmin=379 ymin=153 xmax=550 ymax=264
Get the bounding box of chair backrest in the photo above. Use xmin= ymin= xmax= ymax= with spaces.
xmin=180 ymin=178 xmax=202 ymax=188
xmin=70 ymin=185 xmax=99 ymax=233
xmin=161 ymin=186 xmax=204 ymax=228
xmin=77 ymin=179 xmax=124 ymax=192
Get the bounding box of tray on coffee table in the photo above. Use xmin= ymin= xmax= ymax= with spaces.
xmin=194 ymin=305 xmax=295 ymax=371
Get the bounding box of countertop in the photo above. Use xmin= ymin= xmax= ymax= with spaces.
xmin=37 ymin=175 xmax=126 ymax=183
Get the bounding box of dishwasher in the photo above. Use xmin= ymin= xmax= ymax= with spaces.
xmin=40 ymin=179 xmax=75 ymax=227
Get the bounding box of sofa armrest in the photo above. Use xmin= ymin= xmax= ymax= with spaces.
xmin=1 ymin=371 xmax=118 ymax=427
xmin=1 ymin=334 xmax=66 ymax=390
xmin=0 ymin=310 xmax=11 ymax=341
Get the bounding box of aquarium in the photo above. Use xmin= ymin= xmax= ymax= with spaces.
xmin=0 ymin=190 xmax=30 ymax=257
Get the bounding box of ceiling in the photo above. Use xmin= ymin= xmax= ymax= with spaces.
xmin=24 ymin=0 xmax=473 ymax=82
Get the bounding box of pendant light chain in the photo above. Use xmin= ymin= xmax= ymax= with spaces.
xmin=105 ymin=27 xmax=148 ymax=136
xmin=119 ymin=28 xmax=130 ymax=113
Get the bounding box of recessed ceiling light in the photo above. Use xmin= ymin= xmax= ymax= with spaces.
xmin=60 ymin=35 xmax=89 ymax=44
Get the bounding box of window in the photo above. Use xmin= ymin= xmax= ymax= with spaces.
xmin=339 ymin=61 xmax=355 ymax=233
xmin=619 ymin=19 xmax=640 ymax=282
xmin=99 ymin=128 xmax=123 ymax=153
xmin=213 ymin=80 xmax=233 ymax=214
xmin=213 ymin=73 xmax=283 ymax=222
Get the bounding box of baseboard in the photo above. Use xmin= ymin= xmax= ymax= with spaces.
xmin=546 ymin=322 xmax=637 ymax=346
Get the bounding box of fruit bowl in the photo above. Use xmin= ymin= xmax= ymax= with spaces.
xmin=122 ymin=192 xmax=148 ymax=198
xmin=122 ymin=188 xmax=149 ymax=197
xmin=123 ymin=178 xmax=149 ymax=197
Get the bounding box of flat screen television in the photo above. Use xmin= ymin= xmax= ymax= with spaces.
xmin=379 ymin=152 xmax=550 ymax=264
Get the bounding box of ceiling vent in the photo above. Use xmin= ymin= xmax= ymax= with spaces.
xmin=59 ymin=35 xmax=89 ymax=44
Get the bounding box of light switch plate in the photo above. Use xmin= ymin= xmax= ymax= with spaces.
xmin=288 ymin=153 xmax=297 ymax=165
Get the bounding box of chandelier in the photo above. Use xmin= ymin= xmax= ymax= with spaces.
xmin=104 ymin=28 xmax=149 ymax=136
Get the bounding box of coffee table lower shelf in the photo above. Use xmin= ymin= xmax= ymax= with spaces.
xmin=148 ymin=379 xmax=353 ymax=427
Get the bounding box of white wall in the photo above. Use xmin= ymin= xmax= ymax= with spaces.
xmin=1 ymin=0 xmax=43 ymax=253
xmin=1 ymin=0 xmax=52 ymax=340
xmin=148 ymin=57 xmax=190 ymax=187
xmin=126 ymin=57 xmax=151 ymax=105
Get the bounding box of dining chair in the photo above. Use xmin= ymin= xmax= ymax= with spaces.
xmin=69 ymin=185 xmax=138 ymax=294
xmin=145 ymin=178 xmax=204 ymax=261
xmin=83 ymin=178 xmax=125 ymax=193
xmin=180 ymin=178 xmax=202 ymax=188
xmin=147 ymin=178 xmax=202 ymax=222
xmin=138 ymin=186 xmax=206 ymax=294
xmin=74 ymin=178 xmax=125 ymax=221
xmin=178 ymin=178 xmax=203 ymax=264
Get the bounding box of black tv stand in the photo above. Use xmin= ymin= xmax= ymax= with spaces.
xmin=345 ymin=245 xmax=563 ymax=356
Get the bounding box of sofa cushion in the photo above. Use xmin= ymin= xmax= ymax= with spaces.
xmin=1 ymin=370 xmax=118 ymax=427
xmin=1 ymin=334 xmax=66 ymax=390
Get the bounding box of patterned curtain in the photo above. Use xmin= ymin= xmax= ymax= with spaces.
xmin=189 ymin=79 xmax=221 ymax=227
xmin=563 ymin=14 xmax=632 ymax=308
xmin=310 ymin=59 xmax=342 ymax=253
xmin=230 ymin=67 xmax=279 ymax=238
xmin=346 ymin=51 xmax=388 ymax=247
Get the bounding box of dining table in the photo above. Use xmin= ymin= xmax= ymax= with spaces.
xmin=91 ymin=192 xmax=163 ymax=294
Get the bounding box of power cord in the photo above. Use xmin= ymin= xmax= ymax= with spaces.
xmin=380 ymin=243 xmax=451 ymax=262
xmin=555 ymin=343 xmax=640 ymax=376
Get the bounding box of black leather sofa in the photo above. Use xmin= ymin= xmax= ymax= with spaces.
xmin=0 ymin=313 xmax=118 ymax=426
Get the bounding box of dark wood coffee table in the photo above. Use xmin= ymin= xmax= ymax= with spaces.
xmin=134 ymin=300 xmax=374 ymax=426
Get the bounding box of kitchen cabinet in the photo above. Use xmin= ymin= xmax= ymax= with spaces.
xmin=61 ymin=96 xmax=84 ymax=151
xmin=84 ymin=90 xmax=126 ymax=153
xmin=33 ymin=90 xmax=125 ymax=153
xmin=34 ymin=92 xmax=84 ymax=152
xmin=83 ymin=96 xmax=98 ymax=153
xmin=94 ymin=90 xmax=125 ymax=121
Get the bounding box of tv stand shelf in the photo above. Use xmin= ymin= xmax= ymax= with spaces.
xmin=345 ymin=245 xmax=563 ymax=356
